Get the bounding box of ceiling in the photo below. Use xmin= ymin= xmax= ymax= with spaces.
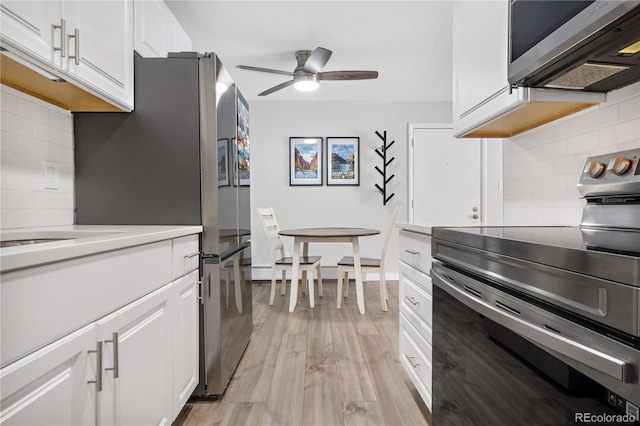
xmin=164 ymin=1 xmax=454 ymax=102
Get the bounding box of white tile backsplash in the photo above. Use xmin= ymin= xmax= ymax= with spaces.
xmin=1 ymin=85 xmax=74 ymax=230
xmin=503 ymin=81 xmax=640 ymax=226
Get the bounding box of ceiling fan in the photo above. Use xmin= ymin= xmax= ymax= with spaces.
xmin=236 ymin=47 xmax=378 ymax=96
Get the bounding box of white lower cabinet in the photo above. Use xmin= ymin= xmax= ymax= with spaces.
xmin=96 ymin=284 xmax=173 ymax=426
xmin=171 ymin=272 xmax=199 ymax=419
xmin=0 ymin=237 xmax=201 ymax=425
xmin=399 ymin=309 xmax=432 ymax=408
xmin=398 ymin=229 xmax=433 ymax=411
xmin=0 ymin=324 xmax=96 ymax=425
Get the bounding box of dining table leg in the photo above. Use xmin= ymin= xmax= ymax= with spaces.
xmin=352 ymin=237 xmax=365 ymax=315
xmin=289 ymin=237 xmax=301 ymax=312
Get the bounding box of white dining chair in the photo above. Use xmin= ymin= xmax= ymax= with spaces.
xmin=337 ymin=205 xmax=401 ymax=312
xmin=256 ymin=207 xmax=323 ymax=307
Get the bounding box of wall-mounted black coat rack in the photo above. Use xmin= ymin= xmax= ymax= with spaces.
xmin=374 ymin=130 xmax=395 ymax=205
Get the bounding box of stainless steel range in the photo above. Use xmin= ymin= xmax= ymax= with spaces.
xmin=431 ymin=148 xmax=640 ymax=425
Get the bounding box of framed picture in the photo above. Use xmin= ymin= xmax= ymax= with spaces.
xmin=289 ymin=137 xmax=323 ymax=186
xmin=326 ymin=137 xmax=359 ymax=186
xmin=237 ymin=97 xmax=250 ymax=186
xmin=217 ymin=138 xmax=229 ymax=187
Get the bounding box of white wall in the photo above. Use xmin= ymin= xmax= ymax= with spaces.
xmin=250 ymin=100 xmax=451 ymax=279
xmin=503 ymin=82 xmax=640 ymax=226
xmin=1 ymin=85 xmax=75 ymax=229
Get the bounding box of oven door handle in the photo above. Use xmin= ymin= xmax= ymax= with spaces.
xmin=431 ymin=267 xmax=631 ymax=384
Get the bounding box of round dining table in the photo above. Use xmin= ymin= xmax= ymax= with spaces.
xmin=278 ymin=227 xmax=380 ymax=313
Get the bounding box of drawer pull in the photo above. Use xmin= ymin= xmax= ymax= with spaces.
xmin=405 ymin=354 xmax=420 ymax=368
xmin=405 ymin=249 xmax=420 ymax=255
xmin=185 ymin=252 xmax=200 ymax=259
xmin=405 ymin=295 xmax=419 ymax=306
xmin=88 ymin=340 xmax=103 ymax=392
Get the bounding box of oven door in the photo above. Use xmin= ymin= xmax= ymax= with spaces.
xmin=430 ymin=261 xmax=640 ymax=425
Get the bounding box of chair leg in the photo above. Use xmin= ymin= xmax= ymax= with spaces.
xmin=343 ymin=271 xmax=349 ymax=298
xmin=280 ymin=270 xmax=286 ymax=296
xmin=301 ymin=269 xmax=309 ymax=297
xmin=301 ymin=271 xmax=308 ymax=296
xmin=308 ymin=272 xmax=315 ymax=308
xmin=269 ymin=269 xmax=277 ymax=306
xmin=317 ymin=265 xmax=323 ymax=298
xmin=337 ymin=268 xmax=343 ymax=309
xmin=380 ymin=274 xmax=388 ymax=312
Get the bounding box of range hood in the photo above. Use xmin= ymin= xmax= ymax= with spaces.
xmin=0 ymin=50 xmax=124 ymax=112
xmin=509 ymin=1 xmax=640 ymax=92
xmin=456 ymin=0 xmax=637 ymax=139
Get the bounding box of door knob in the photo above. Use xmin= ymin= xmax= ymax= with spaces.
xmin=472 ymin=207 xmax=478 ymax=212
xmin=473 ymin=214 xmax=479 ymax=219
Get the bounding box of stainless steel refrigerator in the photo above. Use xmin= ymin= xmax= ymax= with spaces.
xmin=73 ymin=52 xmax=252 ymax=398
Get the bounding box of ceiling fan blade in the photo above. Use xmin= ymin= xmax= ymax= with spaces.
xmin=302 ymin=47 xmax=332 ymax=74
xmin=236 ymin=65 xmax=294 ymax=77
xmin=258 ymin=79 xmax=295 ymax=96
xmin=318 ymin=71 xmax=379 ymax=80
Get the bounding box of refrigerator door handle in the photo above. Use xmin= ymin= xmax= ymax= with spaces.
xmin=201 ymin=253 xmax=220 ymax=264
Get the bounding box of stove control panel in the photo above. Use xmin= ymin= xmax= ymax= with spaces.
xmin=607 ymin=157 xmax=632 ymax=175
xmin=585 ymin=161 xmax=606 ymax=178
xmin=577 ymin=148 xmax=640 ymax=198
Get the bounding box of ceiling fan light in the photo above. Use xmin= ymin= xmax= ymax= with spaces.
xmin=294 ymin=75 xmax=319 ymax=92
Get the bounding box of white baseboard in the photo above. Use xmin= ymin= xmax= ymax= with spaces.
xmin=250 ymin=266 xmax=399 ymax=282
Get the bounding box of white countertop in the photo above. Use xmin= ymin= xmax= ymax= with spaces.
xmin=396 ymin=222 xmax=432 ymax=236
xmin=1 ymin=225 xmax=202 ymax=272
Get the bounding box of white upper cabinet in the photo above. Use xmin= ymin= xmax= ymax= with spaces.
xmin=452 ymin=0 xmax=604 ymax=138
xmin=453 ymin=1 xmax=509 ymax=120
xmin=0 ymin=0 xmax=134 ymax=111
xmin=61 ymin=1 xmax=134 ymax=110
xmin=0 ymin=1 xmax=63 ymax=66
xmin=134 ymin=0 xmax=192 ymax=58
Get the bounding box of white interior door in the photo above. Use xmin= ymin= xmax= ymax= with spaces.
xmin=409 ymin=125 xmax=482 ymax=226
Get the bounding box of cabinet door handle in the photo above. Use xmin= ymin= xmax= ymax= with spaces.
xmin=405 ymin=295 xmax=419 ymax=306
xmin=405 ymin=354 xmax=420 ymax=368
xmin=185 ymin=252 xmax=200 ymax=259
xmin=105 ymin=332 xmax=119 ymax=378
xmin=52 ymin=19 xmax=66 ymax=57
xmin=405 ymin=249 xmax=419 ymax=255
xmin=197 ymin=280 xmax=204 ymax=304
xmin=67 ymin=29 xmax=80 ymax=65
xmin=88 ymin=340 xmax=103 ymax=392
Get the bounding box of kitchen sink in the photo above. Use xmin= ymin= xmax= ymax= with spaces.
xmin=0 ymin=230 xmax=124 ymax=248
xmin=1 ymin=238 xmax=72 ymax=248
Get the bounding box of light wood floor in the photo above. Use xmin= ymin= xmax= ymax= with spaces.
xmin=174 ymin=279 xmax=431 ymax=426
